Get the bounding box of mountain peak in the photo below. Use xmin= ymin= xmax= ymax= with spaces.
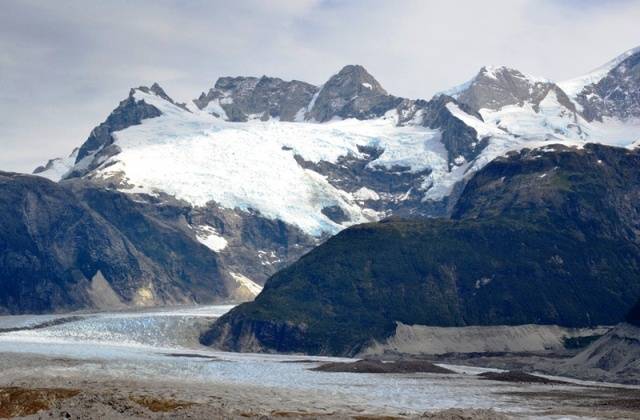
xmin=329 ymin=64 xmax=387 ymax=95
xmin=477 ymin=65 xmax=549 ymax=84
xmin=450 ymin=65 xmax=557 ymax=112
xmin=305 ymin=65 xmax=396 ymax=122
xmin=214 ymin=76 xmax=260 ymax=91
xmin=132 ymin=83 xmax=189 ymax=112
xmin=132 ymin=82 xmax=173 ymax=102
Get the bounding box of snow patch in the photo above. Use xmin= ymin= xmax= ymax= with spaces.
xmin=445 ymin=103 xmax=505 ymax=138
xmin=353 ymin=187 xmax=380 ymax=201
xmin=195 ymin=226 xmax=228 ymax=252
xmin=201 ymin=98 xmax=228 ymax=120
xmin=34 ymin=149 xmax=78 ymax=182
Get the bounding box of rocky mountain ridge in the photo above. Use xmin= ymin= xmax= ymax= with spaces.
xmin=22 ymin=46 xmax=640 ymax=313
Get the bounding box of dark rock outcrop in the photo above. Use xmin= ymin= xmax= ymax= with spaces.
xmin=419 ymin=95 xmax=488 ymax=164
xmin=455 ymin=66 xmax=577 ymax=114
xmin=69 ymin=85 xmax=169 ymax=177
xmin=0 ymin=172 xmax=234 ymax=314
xmin=194 ymin=76 xmax=318 ymax=122
xmin=574 ymin=50 xmax=640 ymax=122
xmin=307 ymin=65 xmax=402 ymax=122
xmin=311 ymin=359 xmax=454 ymax=374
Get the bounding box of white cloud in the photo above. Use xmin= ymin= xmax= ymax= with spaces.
xmin=1 ymin=0 xmax=639 ymax=173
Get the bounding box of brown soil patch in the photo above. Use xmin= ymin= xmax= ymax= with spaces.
xmin=129 ymin=395 xmax=195 ymax=412
xmin=0 ymin=386 xmax=80 ymax=418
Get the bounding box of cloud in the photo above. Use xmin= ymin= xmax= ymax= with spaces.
xmin=1 ymin=0 xmax=639 ymax=172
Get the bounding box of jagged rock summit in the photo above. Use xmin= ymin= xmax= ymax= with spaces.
xmin=306 ymin=64 xmax=401 ymax=122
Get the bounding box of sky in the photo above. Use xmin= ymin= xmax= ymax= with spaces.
xmin=1 ymin=0 xmax=640 ymax=173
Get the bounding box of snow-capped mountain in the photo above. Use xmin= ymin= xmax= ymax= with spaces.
xmin=35 ymin=47 xmax=640 ymax=291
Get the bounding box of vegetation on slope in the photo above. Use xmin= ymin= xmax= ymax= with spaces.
xmin=204 ymin=144 xmax=640 ymax=355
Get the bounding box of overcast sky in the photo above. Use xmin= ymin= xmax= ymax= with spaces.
xmin=2 ymin=0 xmax=640 ymax=173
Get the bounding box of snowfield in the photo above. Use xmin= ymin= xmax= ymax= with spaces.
xmin=93 ymin=90 xmax=445 ymax=236
xmin=98 ymin=88 xmax=639 ymax=237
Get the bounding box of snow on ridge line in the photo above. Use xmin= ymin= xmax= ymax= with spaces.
xmin=558 ymin=46 xmax=640 ymax=99
xmin=33 ymin=149 xmax=78 ymax=182
xmin=445 ymin=102 xmax=505 ymax=138
xmin=481 ymin=65 xmax=550 ymax=84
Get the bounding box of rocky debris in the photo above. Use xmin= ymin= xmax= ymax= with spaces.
xmin=311 ymin=359 xmax=455 ymax=374
xmin=361 ymin=323 xmax=609 ymax=357
xmin=559 ymin=323 xmax=640 ymax=384
xmin=420 ymin=408 xmax=511 ymax=420
xmin=129 ymin=395 xmax=195 ymax=413
xmin=0 ymin=383 xmax=517 ymax=420
xmin=478 ymin=371 xmax=566 ymax=385
xmin=501 ymin=387 xmax=640 ymax=419
xmin=0 ymin=316 xmax=84 ymax=333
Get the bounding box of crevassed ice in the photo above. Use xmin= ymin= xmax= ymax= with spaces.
xmin=95 ymin=90 xmax=445 ymax=236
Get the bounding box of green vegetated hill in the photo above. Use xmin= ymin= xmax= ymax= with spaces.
xmin=203 ymin=144 xmax=640 ymax=356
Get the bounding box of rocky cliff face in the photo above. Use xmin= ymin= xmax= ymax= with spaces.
xmin=0 ymin=172 xmax=252 ymax=314
xmin=306 ymin=65 xmax=402 ymax=122
xmin=454 ymin=66 xmax=576 ymax=114
xmin=573 ymin=49 xmax=640 ymax=122
xmin=203 ymin=144 xmax=640 ymax=355
xmin=69 ymin=85 xmax=166 ymax=179
xmin=194 ymin=76 xmax=318 ymax=122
